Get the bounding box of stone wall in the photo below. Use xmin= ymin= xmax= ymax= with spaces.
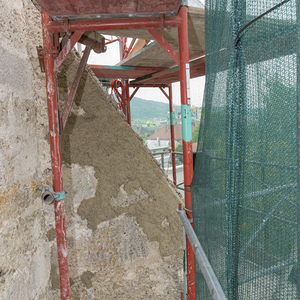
xmin=0 ymin=0 xmax=52 ymax=299
xmin=0 ymin=1 xmax=184 ymax=299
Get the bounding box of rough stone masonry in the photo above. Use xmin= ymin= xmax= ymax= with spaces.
xmin=0 ymin=0 xmax=184 ymax=299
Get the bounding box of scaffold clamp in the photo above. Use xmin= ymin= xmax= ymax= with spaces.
xmin=54 ymin=190 xmax=66 ymax=201
xmin=33 ymin=185 xmax=66 ymax=204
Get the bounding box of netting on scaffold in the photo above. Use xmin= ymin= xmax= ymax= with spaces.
xmin=191 ymin=0 xmax=299 ymax=298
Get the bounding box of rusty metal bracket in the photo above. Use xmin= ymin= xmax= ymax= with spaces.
xmin=36 ymin=45 xmax=59 ymax=73
xmin=78 ymin=32 xmax=107 ymax=54
xmin=34 ymin=185 xmax=67 ymax=204
xmin=60 ymin=45 xmax=92 ymax=132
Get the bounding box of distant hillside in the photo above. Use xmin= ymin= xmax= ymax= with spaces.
xmin=130 ymin=97 xmax=181 ymax=122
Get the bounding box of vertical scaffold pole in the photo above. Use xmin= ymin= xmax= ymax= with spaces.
xmin=41 ymin=10 xmax=71 ymax=300
xmin=169 ymin=84 xmax=177 ymax=185
xmin=178 ymin=5 xmax=195 ymax=300
xmin=125 ymin=80 xmax=131 ymax=125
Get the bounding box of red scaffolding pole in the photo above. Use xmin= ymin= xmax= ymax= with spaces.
xmin=168 ymin=84 xmax=177 ymax=186
xmin=128 ymin=83 xmax=176 ymax=185
xmin=125 ymin=80 xmax=131 ymax=125
xmin=178 ymin=5 xmax=195 ymax=300
xmin=159 ymin=84 xmax=177 ymax=186
xmin=40 ymin=5 xmax=196 ymax=299
xmin=61 ymin=45 xmax=92 ymax=131
xmin=47 ymin=16 xmax=182 ymax=32
xmin=42 ymin=10 xmax=71 ymax=300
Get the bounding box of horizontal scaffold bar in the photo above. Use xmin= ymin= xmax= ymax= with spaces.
xmin=47 ymin=16 xmax=182 ymax=32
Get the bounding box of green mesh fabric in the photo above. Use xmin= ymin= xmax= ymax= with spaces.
xmin=191 ymin=0 xmax=299 ymax=298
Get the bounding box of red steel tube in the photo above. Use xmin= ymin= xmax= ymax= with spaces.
xmin=147 ymin=27 xmax=179 ymax=65
xmin=159 ymin=86 xmax=169 ymax=99
xmin=42 ymin=10 xmax=71 ymax=300
xmin=129 ymin=87 xmax=140 ymax=101
xmin=54 ymin=31 xmax=84 ymax=72
xmin=61 ymin=45 xmax=92 ymax=131
xmin=125 ymin=80 xmax=131 ymax=125
xmin=169 ymin=84 xmax=177 ymax=185
xmin=157 ymin=85 xmax=176 ymax=184
xmin=178 ymin=6 xmax=195 ymax=300
xmin=129 ymin=83 xmax=169 ymax=88
xmin=47 ymin=16 xmax=182 ymax=32
xmin=118 ymin=36 xmax=127 ymax=59
xmin=124 ymin=38 xmax=137 ymax=58
xmin=123 ymin=37 xmax=128 ymax=59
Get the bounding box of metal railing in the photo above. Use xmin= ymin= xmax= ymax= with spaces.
xmin=177 ymin=209 xmax=227 ymax=300
xmin=154 ymin=151 xmax=296 ymax=299
xmin=152 ymin=150 xmax=240 ymax=299
xmin=151 ymin=150 xmax=184 ymax=190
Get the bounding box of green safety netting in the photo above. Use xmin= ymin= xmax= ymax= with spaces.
xmin=191 ymin=0 xmax=299 ymax=299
